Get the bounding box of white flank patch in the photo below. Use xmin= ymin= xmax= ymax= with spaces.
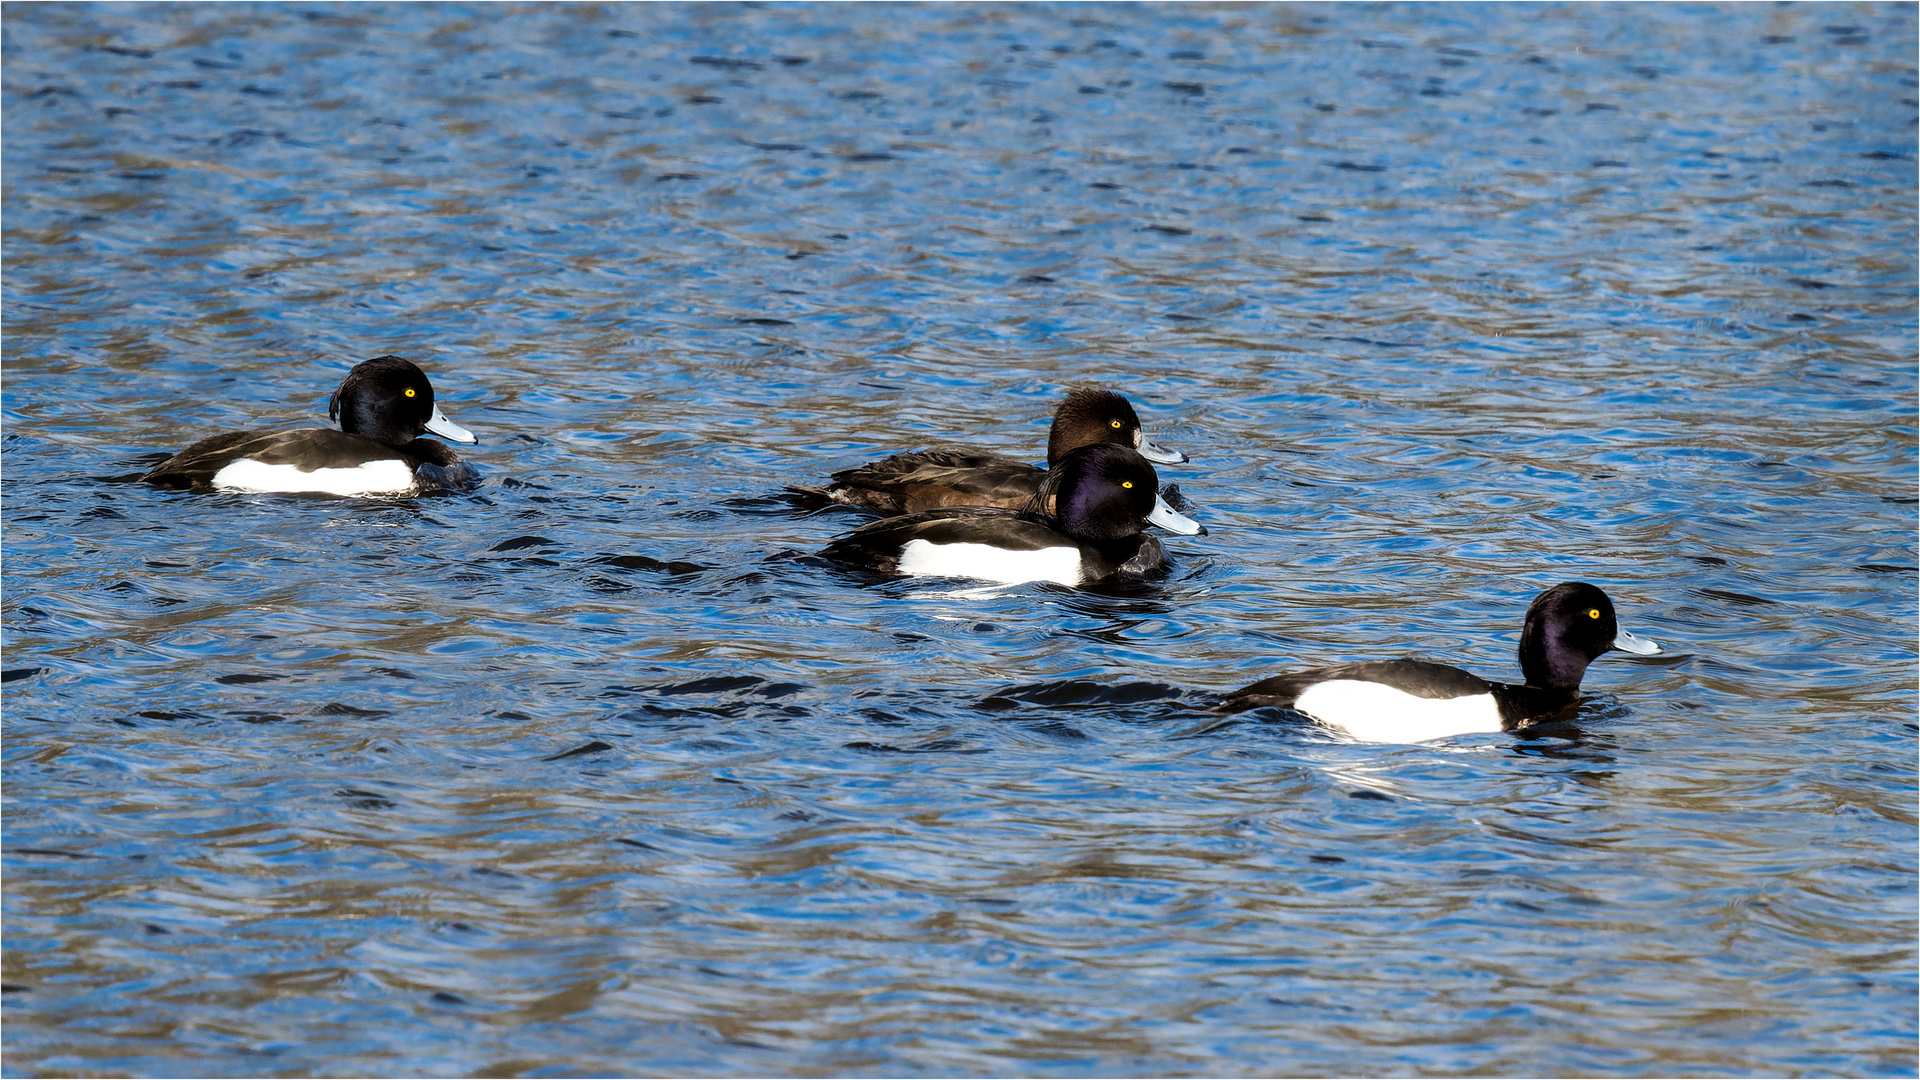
xmin=212 ymin=457 xmax=417 ymax=496
xmin=1293 ymin=679 xmax=1504 ymax=743
xmin=896 ymin=539 xmax=1083 ymax=586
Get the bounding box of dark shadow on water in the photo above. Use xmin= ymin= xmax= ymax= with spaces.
xmin=542 ymin=739 xmax=615 ymax=762
xmin=591 ymin=552 xmax=711 ymax=579
xmin=593 ymin=673 xmax=820 ymax=728
xmin=652 ymin=675 xmax=775 ymax=696
xmin=1044 ymin=580 xmax=1177 ymax=619
xmin=608 ymin=701 xmax=772 ymax=724
xmin=844 ymin=737 xmax=987 ymax=755
xmin=976 ymin=677 xmax=1192 ymax=712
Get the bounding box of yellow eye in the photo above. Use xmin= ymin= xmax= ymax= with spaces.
xmin=1121 ymin=480 xmax=1133 ymax=489
xmin=1109 ymin=419 xmax=1123 ymax=429
xmin=1587 ymin=608 xmax=1601 ymax=619
xmin=405 ymin=388 xmax=416 ymax=398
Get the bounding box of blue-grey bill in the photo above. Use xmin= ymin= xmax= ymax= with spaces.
xmin=1148 ymin=495 xmax=1204 ymax=536
xmin=426 ymin=405 xmax=477 ymax=444
xmin=1136 ymin=433 xmax=1188 ymax=465
xmin=1612 ymin=629 xmax=1660 ymax=655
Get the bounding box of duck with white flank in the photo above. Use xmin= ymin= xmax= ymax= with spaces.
xmin=142 ymin=355 xmax=477 ymax=496
xmin=1218 ymin=582 xmax=1661 ymax=743
xmin=820 ymin=443 xmax=1203 ymax=587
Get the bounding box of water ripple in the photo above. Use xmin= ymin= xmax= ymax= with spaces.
xmin=5 ymin=2 xmax=1915 ymax=1076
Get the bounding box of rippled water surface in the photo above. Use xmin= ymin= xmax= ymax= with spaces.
xmin=4 ymin=3 xmax=1916 ymax=1076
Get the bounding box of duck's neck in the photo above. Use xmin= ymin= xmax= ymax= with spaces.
xmin=1493 ymin=684 xmax=1583 ymax=730
xmin=340 ymin=412 xmax=418 ymax=447
xmin=1518 ymin=625 xmax=1593 ymax=691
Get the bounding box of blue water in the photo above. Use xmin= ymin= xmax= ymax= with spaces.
xmin=4 ymin=3 xmax=1916 ymax=1076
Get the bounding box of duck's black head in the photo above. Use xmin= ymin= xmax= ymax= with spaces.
xmin=1518 ymin=581 xmax=1660 ymax=690
xmin=1047 ymin=444 xmax=1203 ymax=544
xmin=1047 ymin=388 xmax=1187 ymax=467
xmin=328 ymin=355 xmax=476 ymax=447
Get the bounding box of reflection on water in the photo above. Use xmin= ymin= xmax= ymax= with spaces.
xmin=4 ymin=2 xmax=1916 ymax=1076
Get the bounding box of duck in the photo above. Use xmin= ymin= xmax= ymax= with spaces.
xmin=818 ymin=443 xmax=1204 ymax=587
xmin=817 ymin=387 xmax=1188 ymax=515
xmin=141 ymin=355 xmax=478 ymax=495
xmin=1216 ymin=582 xmax=1662 ymax=742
